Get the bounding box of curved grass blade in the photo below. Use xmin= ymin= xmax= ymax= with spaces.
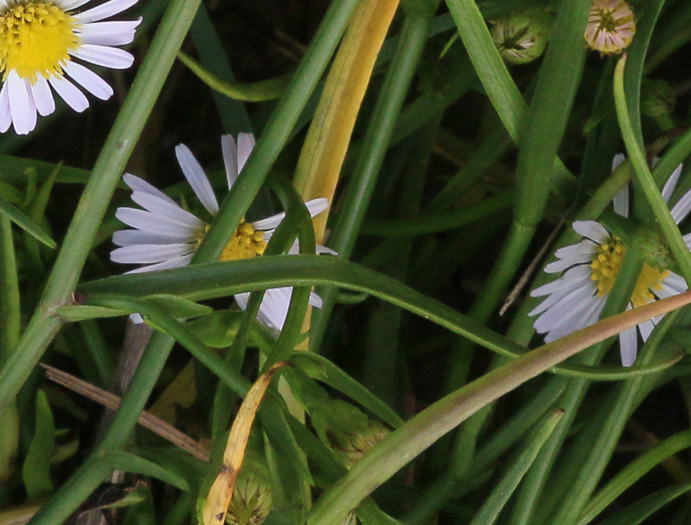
xmin=0 ymin=196 xmax=55 ymax=248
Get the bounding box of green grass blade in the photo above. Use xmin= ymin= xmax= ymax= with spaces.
xmin=469 ymin=409 xmax=564 ymax=525
xmin=0 ymin=197 xmax=55 ymax=249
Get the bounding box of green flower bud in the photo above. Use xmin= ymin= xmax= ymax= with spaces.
xmin=490 ymin=9 xmax=552 ymax=65
xmin=641 ymin=79 xmax=676 ymax=118
xmin=226 ymin=449 xmax=272 ymax=525
xmin=311 ymin=399 xmax=389 ymax=469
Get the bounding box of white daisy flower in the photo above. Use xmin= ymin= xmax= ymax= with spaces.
xmin=0 ymin=0 xmax=142 ymax=135
xmin=530 ymin=155 xmax=690 ymax=366
xmin=111 ymin=133 xmax=334 ymax=335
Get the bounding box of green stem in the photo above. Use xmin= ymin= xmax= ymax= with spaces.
xmin=0 ymin=0 xmax=203 ymax=411
xmin=614 ymin=55 xmax=691 ymax=282
xmin=0 ymin=217 xmax=19 ymax=359
xmin=469 ymin=410 xmax=564 ymax=525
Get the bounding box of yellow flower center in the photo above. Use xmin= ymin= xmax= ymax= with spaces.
xmin=218 ymin=221 xmax=266 ymax=262
xmin=590 ymin=238 xmax=668 ymax=308
xmin=0 ymin=1 xmax=80 ymax=82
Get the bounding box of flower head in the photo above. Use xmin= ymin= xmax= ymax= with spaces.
xmin=490 ymin=8 xmax=552 ymax=65
xmin=0 ymin=0 xmax=141 ymax=135
xmin=310 ymin=398 xmax=389 ymax=469
xmin=584 ymin=0 xmax=635 ymax=55
xmin=111 ymin=133 xmax=334 ymax=335
xmin=530 ymin=155 xmax=690 ymax=366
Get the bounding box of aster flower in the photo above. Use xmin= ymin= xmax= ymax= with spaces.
xmin=0 ymin=0 xmax=142 ymax=135
xmin=530 ymin=155 xmax=690 ymax=366
xmin=111 ymin=133 xmax=334 ymax=335
xmin=583 ymin=0 xmax=636 ymax=55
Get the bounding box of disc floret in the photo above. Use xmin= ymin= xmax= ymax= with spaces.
xmin=0 ymin=1 xmax=79 ymax=82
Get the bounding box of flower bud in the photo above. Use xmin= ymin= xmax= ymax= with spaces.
xmin=584 ymin=0 xmax=636 ymax=55
xmin=641 ymin=79 xmax=675 ymax=118
xmin=490 ymin=9 xmax=552 ymax=65
xmin=311 ymin=399 xmax=389 ymax=469
xmin=226 ymin=449 xmax=272 ymax=525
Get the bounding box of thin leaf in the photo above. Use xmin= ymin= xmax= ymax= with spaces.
xmin=0 ymin=196 xmax=55 ymax=248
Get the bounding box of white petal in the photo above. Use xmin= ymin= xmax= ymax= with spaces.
xmin=255 ymin=287 xmax=293 ymax=333
xmin=540 ymin=292 xmax=600 ymax=342
xmin=662 ymin=271 xmax=688 ymax=292
xmin=30 ymin=76 xmax=55 ymax=117
xmin=315 ymin=244 xmax=337 ymax=255
xmin=531 ymin=265 xmax=592 ymax=298
xmin=305 ymin=198 xmax=329 ymax=217
xmin=543 ymin=294 xmax=603 ymax=342
xmin=175 ymin=144 xmax=219 ymax=215
xmin=613 ymin=184 xmax=629 ymax=217
xmin=572 ymin=220 xmax=610 ymax=243
xmin=638 ymin=319 xmax=655 ymax=341
xmin=70 ymin=44 xmax=134 ymax=69
xmin=250 ymin=211 xmax=286 ymax=232
xmin=58 ymin=0 xmax=93 ymax=10
xmin=130 ymin=191 xmax=204 ymax=229
xmin=111 ymin=243 xmax=192 ymax=264
xmin=552 ymin=239 xmax=597 ymax=263
xmin=308 ymin=291 xmax=323 ymax=309
xmin=529 ymin=271 xmax=594 ymax=317
xmin=684 ymin=232 xmax=691 ymax=251
xmin=533 ymin=285 xmax=597 ymax=334
xmin=74 ymin=0 xmax=139 ymax=23
xmin=112 ymin=229 xmax=191 ymax=246
xmin=115 ymin=207 xmax=197 ymax=238
xmin=237 ymin=132 xmax=255 ymax=173
xmin=0 ymin=83 xmax=11 ymax=133
xmin=64 ymin=61 xmax=113 ymax=100
xmin=619 ymin=326 xmax=638 ymax=367
xmin=671 ymin=188 xmax=691 ymax=224
xmin=122 ymin=173 xmax=177 ymax=205
xmin=221 ymin=134 xmax=238 ymax=188
xmin=611 ymin=153 xmax=625 ymax=171
xmin=7 ymin=72 xmax=36 ymax=135
xmin=661 ymin=163 xmax=683 ymax=203
xmin=251 ymin=198 xmax=330 ymax=233
xmin=77 ymin=20 xmax=141 ymax=46
xmin=47 ymin=75 xmax=89 ymax=113
xmin=126 ymin=254 xmax=193 ymax=274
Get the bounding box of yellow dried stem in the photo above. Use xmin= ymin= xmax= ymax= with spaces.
xmin=201 ymin=362 xmax=286 ymax=525
xmin=293 ymin=0 xmax=399 ymax=346
xmin=293 ymin=0 xmax=400 ymax=243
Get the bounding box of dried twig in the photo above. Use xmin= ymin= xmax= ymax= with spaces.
xmin=41 ymin=363 xmax=209 ymax=462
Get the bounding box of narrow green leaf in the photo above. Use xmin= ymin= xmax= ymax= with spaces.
xmin=469 ymin=409 xmax=564 ymax=525
xmin=22 ymin=390 xmax=55 ymax=500
xmin=140 ymin=295 xmax=212 ymax=320
xmin=577 ymin=430 xmax=691 ymax=525
xmin=0 ymin=196 xmax=55 ymax=248
xmin=594 ymin=483 xmax=691 ymax=525
xmin=177 ymin=51 xmax=290 ymax=102
xmin=102 ymin=451 xmax=190 ymax=492
xmin=290 ymin=352 xmax=403 ymax=428
xmin=55 ymin=305 xmax=129 ymax=321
